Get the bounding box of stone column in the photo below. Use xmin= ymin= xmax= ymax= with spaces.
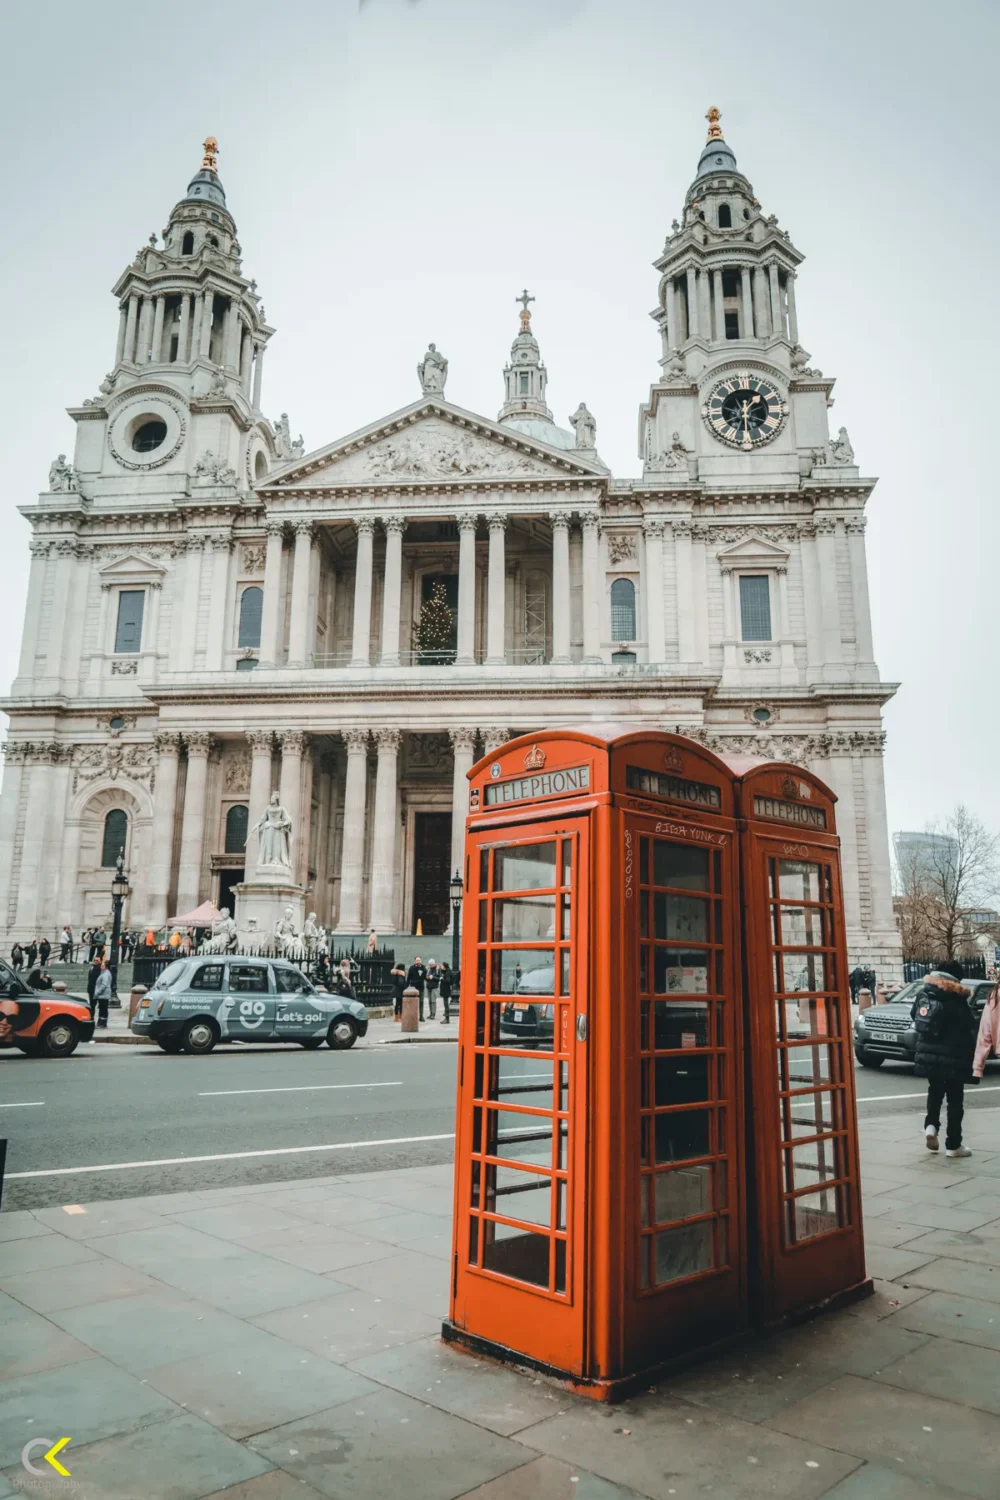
xmin=740 ymin=271 xmax=755 ymax=342
xmin=482 ymin=727 xmax=509 ymax=757
xmin=203 ymin=536 xmax=232 ymax=672
xmin=769 ymin=264 xmax=783 ymax=338
xmin=698 ymin=271 xmax=712 ymax=344
xmin=0 ymin=747 xmax=27 ymax=931
xmin=150 ymin=297 xmax=166 ymax=364
xmin=140 ymin=580 xmax=162 ymax=678
xmin=145 ymin=732 xmax=182 ymax=927
xmin=123 ymin=294 xmax=139 ymax=362
xmin=449 ymin=726 xmax=478 ymax=898
xmin=239 ymin=328 xmax=253 ymax=389
xmin=277 ymin=730 xmax=307 ymax=878
xmin=690 ymin=526 xmax=710 ymax=668
xmin=16 ymin=541 xmax=49 ymax=682
xmin=860 ymin=738 xmax=895 ymax=934
xmin=350 ymin=517 xmax=375 ymax=667
xmin=175 ymin=733 xmax=212 ymax=915
xmin=335 ymin=728 xmax=369 ymax=931
xmin=720 ymin=564 xmax=737 ymax=675
xmin=753 ymin=266 xmax=770 ymax=338
xmin=252 ymin=345 xmax=265 ymax=409
xmin=712 ymin=269 xmax=726 ymax=342
xmin=379 ymin=516 xmax=405 ymax=667
xmin=550 ymin=511 xmax=571 ymax=664
xmin=456 ymin=514 xmax=478 ymax=665
xmin=673 ymin=521 xmax=696 ymax=666
xmin=245 ymin=730 xmax=275 ymax=872
xmin=258 ymin=521 xmax=285 ymax=667
xmin=176 ymin=538 xmax=205 ymax=674
xmin=486 ymin=514 xmax=507 ymax=664
xmin=644 ymin=518 xmax=666 ymax=665
xmin=199 ymin=290 xmax=215 ymax=358
xmin=776 ymin=565 xmax=796 ymax=683
xmin=115 ymin=303 xmax=129 ymax=364
xmin=369 ymin=727 xmax=401 ymax=932
xmin=786 ymin=271 xmax=799 ymax=344
xmin=815 ymin=517 xmax=844 ymax=680
xmin=14 ymin=746 xmax=59 ymax=932
xmin=177 ymin=293 xmax=191 ymax=363
xmin=798 ymin=523 xmax=825 ymax=684
xmin=685 ymin=266 xmax=698 ymax=339
xmin=581 ymin=514 xmax=602 ymax=661
xmin=225 ymin=300 xmax=241 ymax=368
xmin=846 ymin=516 xmax=877 ymax=680
xmin=286 ymin=521 xmax=315 ymax=667
xmin=135 ymin=298 xmax=152 ymax=363
xmin=820 ymin=752 xmax=863 ymax=935
xmin=56 ymin=808 xmax=84 ymax=935
xmin=43 ymin=540 xmax=78 ymax=681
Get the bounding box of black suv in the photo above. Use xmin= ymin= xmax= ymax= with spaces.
xmin=853 ymin=978 xmax=996 ymax=1069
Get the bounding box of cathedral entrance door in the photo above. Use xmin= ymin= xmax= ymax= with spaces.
xmin=218 ymin=868 xmax=244 ymax=916
xmin=412 ymin=813 xmax=452 ymax=934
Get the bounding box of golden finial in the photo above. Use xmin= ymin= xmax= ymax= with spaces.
xmin=705 ymin=106 xmax=723 ymax=142
xmin=201 ymin=136 xmax=219 ymax=171
xmin=517 ymin=288 xmax=535 ymax=331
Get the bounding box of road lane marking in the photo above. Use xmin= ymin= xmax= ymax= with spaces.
xmin=6 ymin=1131 xmax=457 ymax=1180
xmin=198 ymin=1082 xmax=403 ymax=1098
xmin=0 ymin=1101 xmax=44 ymax=1108
xmin=857 ymin=1085 xmax=1000 ymax=1103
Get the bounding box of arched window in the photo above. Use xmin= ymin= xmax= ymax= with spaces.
xmin=101 ymin=809 xmax=128 ymax=868
xmin=208 ymin=234 xmax=219 ymax=248
xmin=181 ymin=231 xmax=194 ymax=255
xmin=238 ymin=586 xmax=263 ymax=648
xmin=718 ymin=204 xmax=732 ymax=228
xmin=225 ymin=804 xmax=249 ymax=854
xmin=254 ymin=451 xmax=268 ymax=481
xmin=610 ymin=578 xmax=636 ymax=642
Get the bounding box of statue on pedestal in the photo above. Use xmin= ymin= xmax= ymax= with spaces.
xmin=417 ymin=343 xmax=448 ymax=395
xmin=303 ymin=912 xmax=324 ymax=957
xmin=569 ymin=403 xmax=597 ymax=450
xmin=274 ymin=905 xmax=300 ymax=957
xmin=250 ymin=791 xmax=293 ymax=873
xmin=203 ymin=908 xmax=238 ymax=954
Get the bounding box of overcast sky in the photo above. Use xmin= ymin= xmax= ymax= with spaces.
xmin=0 ymin=0 xmax=996 ymax=848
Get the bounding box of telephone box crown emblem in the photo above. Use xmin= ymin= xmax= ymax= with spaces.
xmin=523 ymin=744 xmax=547 ymax=771
xmin=664 ymin=746 xmax=684 ymax=774
xmin=779 ymin=773 xmax=800 ymax=800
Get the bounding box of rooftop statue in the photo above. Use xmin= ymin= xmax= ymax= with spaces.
xmin=418 ymin=343 xmax=448 ymax=395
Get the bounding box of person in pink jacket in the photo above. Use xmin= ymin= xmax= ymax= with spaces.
xmin=973 ymin=982 xmax=1000 ymax=1079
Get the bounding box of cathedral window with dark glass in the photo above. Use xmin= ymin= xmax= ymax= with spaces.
xmin=718 ymin=204 xmax=732 ymax=228
xmin=181 ymin=231 xmax=194 ymax=254
xmin=739 ymin=575 xmax=771 ymax=642
xmin=610 ymin=578 xmax=636 ymax=641
xmin=519 ymin=372 xmax=530 ymax=394
xmin=101 ymin=808 xmax=128 ymax=868
xmin=237 ymin=586 xmax=263 ymax=649
xmin=225 ymin=804 xmax=249 ymax=853
xmin=132 ymin=419 xmax=166 ymax=452
xmin=114 ymin=590 xmax=145 ymax=654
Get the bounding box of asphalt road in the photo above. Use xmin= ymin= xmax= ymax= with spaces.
xmin=2 ymin=1044 xmax=999 ymax=1211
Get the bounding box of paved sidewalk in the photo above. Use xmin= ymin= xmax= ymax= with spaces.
xmin=2 ymin=1113 xmax=999 ymax=1498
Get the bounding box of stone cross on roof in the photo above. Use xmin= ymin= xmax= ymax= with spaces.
xmin=517 ymin=288 xmax=535 ymax=331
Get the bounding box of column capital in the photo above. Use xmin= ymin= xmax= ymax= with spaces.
xmin=278 ymin=729 xmax=309 ymax=756
xmin=265 ymin=519 xmax=285 ymax=539
xmin=449 ymin=727 xmax=479 ymax=754
xmin=814 ymin=516 xmax=838 ymax=536
xmin=580 ymin=513 xmax=601 ymax=536
xmin=293 ymin=519 xmax=314 ymax=540
xmin=185 ymin=731 xmax=213 ymax=758
xmin=381 ymin=515 xmax=407 ymax=536
xmin=482 ymin=727 xmax=510 ymax=754
xmin=153 ymin=731 xmax=183 ymax=756
xmin=373 ymin=726 xmax=402 ymax=754
xmin=341 ymin=726 xmax=370 ymax=754
xmin=643 ymin=516 xmax=667 ymax=537
xmin=354 ymin=516 xmax=376 ymax=537
xmin=487 ymin=512 xmax=508 ymax=534
xmin=247 ymin=730 xmax=274 ymax=755
xmin=844 ymin=516 xmax=867 ymax=536
xmin=457 ymin=513 xmax=479 ymax=535
xmin=549 ymin=510 xmax=572 ymax=531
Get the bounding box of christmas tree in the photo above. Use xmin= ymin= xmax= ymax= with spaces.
xmin=417 ymin=581 xmax=456 ymax=663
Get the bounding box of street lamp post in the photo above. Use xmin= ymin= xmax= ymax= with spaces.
xmin=447 ymin=869 xmax=463 ymax=1025
xmin=109 ymin=848 xmax=130 ymax=1004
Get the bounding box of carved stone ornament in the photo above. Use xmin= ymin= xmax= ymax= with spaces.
xmin=224 ymin=749 xmax=252 ymax=794
xmin=743 ymin=701 xmax=780 ymax=726
xmin=72 ymin=741 xmax=156 ymax=793
xmin=100 ymin=713 xmax=138 ymax=735
xmin=106 ymin=394 xmax=186 ymax=471
xmin=406 ymin=734 xmax=451 ymax=775
xmin=241 ymin=545 xmax=266 ymax=575
xmin=683 ymin=726 xmax=886 ymax=765
xmin=192 ymin=450 xmax=238 ymax=485
xmin=361 ymin=427 xmax=547 ymax=482
xmin=743 ymin=647 xmax=773 ymax=665
xmin=111 ymin=658 xmax=139 ymax=675
xmin=606 ymin=534 xmax=637 ymax=566
xmin=48 ymin=455 xmax=78 ymax=493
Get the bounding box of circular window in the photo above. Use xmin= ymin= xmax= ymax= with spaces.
xmin=109 ymin=716 xmax=125 ymax=730
xmin=132 ymin=420 xmax=167 ymax=453
xmin=753 ymin=707 xmax=772 ymax=724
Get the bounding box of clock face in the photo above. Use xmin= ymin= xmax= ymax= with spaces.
xmin=702 ymin=373 xmax=787 ymax=450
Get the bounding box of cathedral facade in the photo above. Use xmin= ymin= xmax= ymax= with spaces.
xmin=0 ymin=117 xmax=902 ymax=974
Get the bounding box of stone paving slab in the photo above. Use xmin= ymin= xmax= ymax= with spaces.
xmin=0 ymin=1119 xmax=999 ymax=1497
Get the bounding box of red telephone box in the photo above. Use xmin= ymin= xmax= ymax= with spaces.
xmin=443 ymin=726 xmax=870 ymax=1399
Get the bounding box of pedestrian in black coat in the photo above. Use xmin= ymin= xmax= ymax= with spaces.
xmin=38 ymin=938 xmax=51 ymax=967
xmin=390 ymin=964 xmax=406 ymax=1020
xmin=26 ymin=940 xmax=38 ymax=970
xmin=911 ymin=962 xmax=979 ymax=1157
xmin=86 ymin=959 xmax=102 ymax=1008
xmin=10 ymin=943 xmax=24 ymax=972
xmin=27 ymin=968 xmax=52 ymax=991
xmin=439 ymin=962 xmax=453 ymax=1024
xmin=406 ymin=958 xmax=427 ymax=1020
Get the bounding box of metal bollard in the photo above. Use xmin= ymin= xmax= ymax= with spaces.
xmin=52 ymin=981 xmax=68 ymax=993
xmin=129 ymin=984 xmax=148 ymax=1023
xmin=401 ymin=985 xmax=420 ymax=1033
